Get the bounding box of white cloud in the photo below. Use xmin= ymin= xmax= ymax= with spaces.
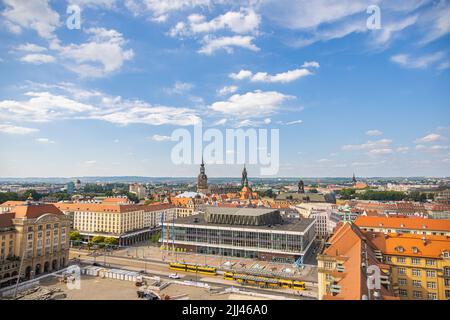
xmin=0 ymin=85 xmax=200 ymax=127
xmin=391 ymin=52 xmax=446 ymax=69
xmin=84 ymin=160 xmax=97 ymax=165
xmin=20 ymin=54 xmax=55 ymax=64
xmin=213 ymin=118 xmax=227 ymax=126
xmin=1 ymin=0 xmax=60 ymax=39
xmin=129 ymin=0 xmax=211 ymax=21
xmin=430 ymin=145 xmax=449 ymax=151
xmin=15 ymin=43 xmax=47 ymax=52
xmin=419 ymin=1 xmax=450 ymax=44
xmin=68 ymin=0 xmax=116 ymax=9
xmin=57 ymin=28 xmax=134 ymax=77
xmin=35 ymin=137 xmax=55 ymax=144
xmin=416 ymin=133 xmax=444 ymax=143
xmin=366 ymin=129 xmax=383 ymax=136
xmin=0 ymin=91 xmax=95 ymax=122
xmin=217 ymin=85 xmax=238 ymax=96
xmin=261 ymin=0 xmax=433 ymax=48
xmin=229 ymin=70 xmax=253 ymax=80
xmin=415 ymin=143 xmax=449 ymax=153
xmin=149 ymin=134 xmax=172 ymax=142
xmin=368 ymin=148 xmax=393 ymax=155
xmin=302 ymin=61 xmax=320 ymax=68
xmin=371 ymin=15 xmax=418 ymax=47
xmin=251 ymin=69 xmax=313 ymax=83
xmin=342 ymin=139 xmax=392 ymax=151
xmin=229 ymin=63 xmax=319 ymax=83
xmin=396 ymin=146 xmax=410 ymax=153
xmin=198 ymin=35 xmax=259 ymax=55
xmin=164 ymin=81 xmax=194 ymax=94
xmin=209 ymin=90 xmax=294 ymax=118
xmin=0 ymin=124 xmax=39 ymax=134
xmin=285 ymin=120 xmax=303 ymax=125
xmin=170 ymin=8 xmax=260 ymax=37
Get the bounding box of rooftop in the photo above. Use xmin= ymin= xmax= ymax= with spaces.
xmin=173 ymin=209 xmax=314 ymax=233
xmin=354 ymin=216 xmax=450 ymax=232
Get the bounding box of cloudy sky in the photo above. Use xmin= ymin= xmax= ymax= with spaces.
xmin=0 ymin=0 xmax=449 ymax=178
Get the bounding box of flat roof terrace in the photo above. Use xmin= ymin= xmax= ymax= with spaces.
xmin=172 ymin=210 xmax=315 ymax=234
xmin=204 ymin=207 xmax=283 ymax=226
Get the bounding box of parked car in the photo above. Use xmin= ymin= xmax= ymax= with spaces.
xmin=169 ymin=273 xmax=180 ymax=279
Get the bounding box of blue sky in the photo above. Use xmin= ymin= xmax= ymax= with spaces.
xmin=0 ymin=0 xmax=449 ymax=178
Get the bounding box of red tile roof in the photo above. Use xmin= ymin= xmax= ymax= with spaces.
xmin=354 ymin=216 xmax=450 ymax=232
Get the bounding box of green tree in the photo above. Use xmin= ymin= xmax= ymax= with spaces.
xmin=104 ymin=237 xmax=119 ymax=246
xmin=20 ymin=189 xmax=43 ymax=201
xmin=309 ymin=188 xmax=319 ymax=193
xmin=127 ymin=192 xmax=139 ymax=203
xmin=69 ymin=231 xmax=81 ymax=241
xmin=150 ymin=231 xmax=161 ymax=245
xmin=0 ymin=192 xmax=19 ymax=204
xmin=91 ymin=236 xmax=106 ymax=244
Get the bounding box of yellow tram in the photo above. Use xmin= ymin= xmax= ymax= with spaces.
xmin=223 ymin=272 xmax=306 ymax=290
xmin=169 ymin=263 xmax=217 ymax=276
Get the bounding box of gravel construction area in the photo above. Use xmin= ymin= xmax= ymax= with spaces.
xmin=38 ymin=276 xmax=140 ymax=300
xmin=31 ymin=276 xmax=266 ymax=300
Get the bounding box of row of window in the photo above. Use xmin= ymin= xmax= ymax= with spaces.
xmin=28 ymin=224 xmax=59 ymax=232
xmin=388 ymin=256 xmax=436 ymax=266
xmin=397 ymin=268 xmax=437 ymax=277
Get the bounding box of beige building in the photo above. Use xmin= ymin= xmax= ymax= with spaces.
xmin=56 ymin=203 xmax=176 ymax=246
xmin=0 ymin=203 xmax=71 ymax=287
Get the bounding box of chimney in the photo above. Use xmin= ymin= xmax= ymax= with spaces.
xmin=422 ymin=236 xmax=427 ymax=245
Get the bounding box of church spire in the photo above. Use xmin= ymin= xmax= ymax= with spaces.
xmin=241 ymin=165 xmax=249 ymax=188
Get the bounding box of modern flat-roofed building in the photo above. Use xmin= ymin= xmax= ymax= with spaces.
xmin=162 ymin=206 xmax=316 ymax=264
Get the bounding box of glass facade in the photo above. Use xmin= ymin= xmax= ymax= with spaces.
xmin=164 ymin=223 xmax=315 ymax=258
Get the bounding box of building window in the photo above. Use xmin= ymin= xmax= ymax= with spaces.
xmin=446 ymin=290 xmax=450 ymax=299
xmin=425 ymin=259 xmax=435 ymax=266
xmin=413 ymin=291 xmax=422 ymax=299
xmin=445 ymin=279 xmax=450 ymax=287
xmin=427 ymin=282 xmax=437 ymax=289
xmin=426 ymin=270 xmax=436 ymax=278
xmin=397 ymin=257 xmax=406 ymax=263
xmin=427 ymin=293 xmax=437 ymax=300
xmin=413 ymin=280 xmax=422 ymax=288
xmin=411 ymin=258 xmax=420 ymax=265
xmin=412 ymin=269 xmax=421 ymax=277
xmin=444 ymin=267 xmax=450 ymax=277
xmin=399 ymin=289 xmax=408 ymax=297
xmin=398 ymin=278 xmax=407 ymax=286
xmin=398 ymin=267 xmax=406 ymax=276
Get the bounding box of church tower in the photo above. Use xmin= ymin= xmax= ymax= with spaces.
xmin=241 ymin=164 xmax=249 ymax=188
xmin=197 ymin=157 xmax=208 ymax=194
xmin=298 ymin=179 xmax=305 ymax=194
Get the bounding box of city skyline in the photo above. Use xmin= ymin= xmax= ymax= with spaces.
xmin=0 ymin=0 xmax=449 ymax=178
